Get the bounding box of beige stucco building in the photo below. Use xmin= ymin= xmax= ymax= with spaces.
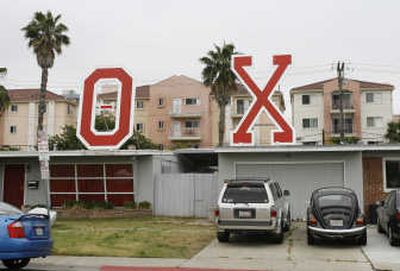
xmin=291 ymin=78 xmax=394 ymax=144
xmin=0 ymin=89 xmax=77 ymax=150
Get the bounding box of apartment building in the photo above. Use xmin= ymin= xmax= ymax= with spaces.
xmin=291 ymin=78 xmax=394 ymax=145
xmin=0 ymin=89 xmax=77 ymax=150
xmin=218 ymin=85 xmax=286 ymax=146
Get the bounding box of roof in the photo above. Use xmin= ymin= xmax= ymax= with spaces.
xmin=7 ymin=89 xmax=66 ymax=102
xmin=291 ymin=78 xmax=394 ymax=92
xmin=97 ymin=85 xmax=150 ymax=100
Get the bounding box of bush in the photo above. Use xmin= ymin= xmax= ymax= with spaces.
xmin=330 ymin=136 xmax=360 ymax=145
xmin=138 ymin=201 xmax=151 ymax=210
xmin=123 ymin=201 xmax=137 ymax=209
xmin=62 ymin=200 xmax=114 ymax=210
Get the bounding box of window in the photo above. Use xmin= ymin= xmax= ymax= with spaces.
xmin=302 ymin=118 xmax=318 ymax=129
xmin=185 ymin=120 xmax=199 ymax=128
xmin=10 ymin=125 xmax=16 ymax=134
xmin=10 ymin=104 xmax=18 ymax=112
xmin=158 ymin=98 xmax=164 ymax=107
xmin=385 ymin=160 xmax=400 ymax=189
xmin=136 ymin=123 xmax=144 ymax=132
xmin=236 ymin=99 xmax=251 ymax=115
xmin=332 ymin=92 xmax=352 ymax=109
xmin=184 ymin=98 xmax=198 ymax=105
xmin=222 ymin=184 xmax=268 ymax=204
xmin=136 ymin=100 xmax=144 ymax=109
xmin=366 ymin=93 xmax=374 ymax=103
xmin=158 ymin=120 xmax=164 ymax=130
xmin=67 ymin=104 xmax=72 ymax=115
xmin=302 ymin=95 xmax=310 ymax=105
xmin=367 ymin=117 xmax=383 ymax=128
xmin=332 ymin=118 xmax=353 ymax=134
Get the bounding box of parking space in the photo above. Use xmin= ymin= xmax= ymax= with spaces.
xmin=184 ymin=223 xmax=373 ymax=271
xmin=362 ymin=226 xmax=400 ymax=271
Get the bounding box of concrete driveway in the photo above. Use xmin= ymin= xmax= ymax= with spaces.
xmin=362 ymin=226 xmax=400 ymax=271
xmin=183 ymin=223 xmax=373 ymax=271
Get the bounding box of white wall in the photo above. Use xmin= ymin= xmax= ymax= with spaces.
xmin=360 ymin=90 xmax=393 ymax=143
xmin=292 ymin=91 xmax=324 ymax=144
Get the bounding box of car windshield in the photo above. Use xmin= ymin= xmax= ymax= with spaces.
xmin=223 ymin=184 xmax=268 ymax=204
xmin=0 ymin=202 xmax=23 ymax=215
xmin=317 ymin=194 xmax=354 ymax=208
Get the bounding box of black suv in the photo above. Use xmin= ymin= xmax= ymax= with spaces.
xmin=377 ymin=190 xmax=400 ymax=246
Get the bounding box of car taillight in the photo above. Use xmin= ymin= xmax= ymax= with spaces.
xmin=214 ymin=209 xmax=220 ymax=218
xmin=271 ymin=209 xmax=277 ymax=218
xmin=396 ymin=212 xmax=400 ymax=222
xmin=309 ymin=214 xmax=317 ymax=226
xmin=8 ymin=221 xmax=25 ymax=239
xmin=356 ymin=216 xmax=365 ymax=226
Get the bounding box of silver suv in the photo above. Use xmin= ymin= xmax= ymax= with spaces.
xmin=215 ymin=179 xmax=291 ymax=243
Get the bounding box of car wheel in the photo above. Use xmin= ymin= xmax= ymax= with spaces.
xmin=283 ymin=211 xmax=291 ymax=232
xmin=217 ymin=231 xmax=229 ymax=243
xmin=274 ymin=223 xmax=284 ymax=244
xmin=307 ymin=231 xmax=315 ymax=246
xmin=2 ymin=258 xmax=30 ymax=270
xmin=358 ymin=232 xmax=367 ymax=246
xmin=377 ymin=218 xmax=385 ymax=234
xmin=388 ymin=226 xmax=400 ymax=247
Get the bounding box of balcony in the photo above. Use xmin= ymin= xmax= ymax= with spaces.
xmin=330 ymin=103 xmax=355 ymax=114
xmin=169 ymin=127 xmax=201 ymax=141
xmin=169 ymin=108 xmax=202 ymax=118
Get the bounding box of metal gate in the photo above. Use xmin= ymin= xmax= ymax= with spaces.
xmin=154 ymin=173 xmax=218 ymax=217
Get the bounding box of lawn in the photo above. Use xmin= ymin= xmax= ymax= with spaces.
xmin=51 ymin=216 xmax=215 ymax=259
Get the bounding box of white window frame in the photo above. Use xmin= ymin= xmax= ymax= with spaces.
xmin=383 ymin=158 xmax=400 ymax=192
xmin=302 ymin=118 xmax=318 ymax=129
xmin=10 ymin=104 xmax=18 ymax=113
xmin=302 ymin=94 xmax=311 ymax=105
xmin=158 ymin=120 xmax=165 ymax=130
xmin=158 ymin=98 xmax=165 ymax=107
xmin=184 ymin=97 xmax=199 ymax=105
xmin=10 ymin=125 xmax=17 ymax=134
xmin=136 ymin=100 xmax=144 ymax=109
xmin=367 ymin=116 xmax=383 ymax=128
xmin=136 ymin=123 xmax=144 ymax=132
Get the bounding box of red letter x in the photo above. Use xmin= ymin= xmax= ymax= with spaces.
xmin=231 ymin=55 xmax=294 ymax=145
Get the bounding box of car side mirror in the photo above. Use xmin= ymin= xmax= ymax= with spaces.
xmin=284 ymin=190 xmax=290 ymax=196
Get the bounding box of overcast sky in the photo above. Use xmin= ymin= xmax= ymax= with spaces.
xmin=1 ymin=0 xmax=400 ymax=114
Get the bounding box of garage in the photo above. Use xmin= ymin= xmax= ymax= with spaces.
xmin=217 ymin=146 xmax=364 ymax=220
xmin=235 ymin=162 xmax=345 ymax=219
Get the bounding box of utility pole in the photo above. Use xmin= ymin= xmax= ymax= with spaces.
xmin=337 ymin=62 xmax=345 ymax=144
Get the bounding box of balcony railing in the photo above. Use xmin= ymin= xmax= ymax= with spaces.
xmin=169 ymin=107 xmax=202 ymax=118
xmin=169 ymin=127 xmax=201 ymax=141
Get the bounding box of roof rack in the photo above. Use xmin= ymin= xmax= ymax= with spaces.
xmin=224 ymin=177 xmax=270 ymax=184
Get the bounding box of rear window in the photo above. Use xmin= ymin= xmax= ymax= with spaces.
xmin=317 ymin=194 xmax=354 ymax=208
xmin=222 ymin=184 xmax=268 ymax=204
xmin=0 ymin=202 xmax=22 ymax=215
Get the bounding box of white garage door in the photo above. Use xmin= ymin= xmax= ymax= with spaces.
xmin=235 ymin=162 xmax=345 ymax=220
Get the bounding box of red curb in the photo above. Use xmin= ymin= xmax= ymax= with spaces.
xmin=101 ymin=266 xmax=258 ymax=271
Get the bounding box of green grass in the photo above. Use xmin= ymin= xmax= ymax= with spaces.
xmin=51 ymin=216 xmax=215 ymax=259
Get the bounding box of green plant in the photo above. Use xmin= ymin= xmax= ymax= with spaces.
xmin=199 ymin=43 xmax=238 ymax=146
xmin=49 ymin=125 xmax=86 ymax=150
xmin=123 ymin=201 xmax=137 ymax=209
xmin=385 ymin=121 xmax=400 ymax=143
xmin=138 ymin=201 xmax=151 ymax=210
xmin=330 ymin=136 xmax=360 ymax=145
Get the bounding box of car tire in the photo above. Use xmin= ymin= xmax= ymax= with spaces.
xmin=217 ymin=231 xmax=229 ymax=243
xmin=283 ymin=211 xmax=291 ymax=232
xmin=358 ymin=232 xmax=367 ymax=246
xmin=274 ymin=223 xmax=284 ymax=244
xmin=388 ymin=226 xmax=400 ymax=247
xmin=2 ymin=258 xmax=30 ymax=270
xmin=377 ymin=218 xmax=385 ymax=234
xmin=307 ymin=232 xmax=315 ymax=246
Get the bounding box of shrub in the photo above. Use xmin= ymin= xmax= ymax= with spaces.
xmin=62 ymin=200 xmax=114 ymax=210
xmin=138 ymin=201 xmax=151 ymax=210
xmin=123 ymin=201 xmax=137 ymax=209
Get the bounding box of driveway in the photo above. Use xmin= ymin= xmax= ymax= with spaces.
xmin=362 ymin=226 xmax=400 ymax=271
xmin=183 ymin=223 xmax=373 ymax=271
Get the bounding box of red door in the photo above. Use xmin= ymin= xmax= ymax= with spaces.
xmin=3 ymin=164 xmax=25 ymax=208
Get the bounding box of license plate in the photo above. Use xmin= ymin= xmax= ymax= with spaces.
xmin=330 ymin=219 xmax=343 ymax=227
xmin=238 ymin=210 xmax=252 ymax=218
xmin=35 ymin=227 xmax=44 ymax=236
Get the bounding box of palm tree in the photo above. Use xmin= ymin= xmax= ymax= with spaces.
xmin=200 ymin=43 xmax=237 ymax=146
xmin=22 ymin=11 xmax=70 ymax=136
xmin=0 ymin=85 xmax=10 ymax=115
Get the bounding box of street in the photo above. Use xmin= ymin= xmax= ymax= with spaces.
xmin=1 ymin=224 xmax=398 ymax=271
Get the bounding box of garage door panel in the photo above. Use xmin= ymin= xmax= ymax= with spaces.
xmin=236 ymin=163 xmax=344 ymax=220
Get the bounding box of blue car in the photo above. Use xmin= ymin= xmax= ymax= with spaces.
xmin=0 ymin=202 xmax=52 ymax=269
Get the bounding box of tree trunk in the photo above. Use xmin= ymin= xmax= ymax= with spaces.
xmin=37 ymin=68 xmax=48 ymax=135
xmin=218 ymin=103 xmax=226 ymax=147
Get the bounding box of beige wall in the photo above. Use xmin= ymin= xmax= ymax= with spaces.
xmin=134 ymin=98 xmax=150 ymax=139
xmin=0 ymin=100 xmax=77 ymax=150
xmin=146 ymin=75 xmax=213 ymax=149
